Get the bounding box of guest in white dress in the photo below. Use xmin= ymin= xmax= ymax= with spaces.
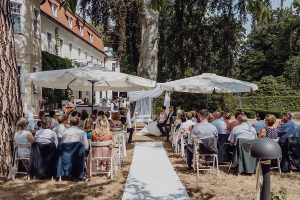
xmin=14 ymin=118 xmax=35 ymax=158
xmin=157 ymin=106 xmax=167 ymax=135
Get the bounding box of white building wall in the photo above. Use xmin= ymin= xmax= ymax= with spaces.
xmin=41 ymin=15 xmax=105 ymax=65
xmin=12 ymin=0 xmax=43 ymax=115
xmin=41 ymin=15 xmax=106 ymax=105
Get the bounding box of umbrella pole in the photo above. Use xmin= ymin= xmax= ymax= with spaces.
xmin=89 ymin=80 xmax=98 ymax=114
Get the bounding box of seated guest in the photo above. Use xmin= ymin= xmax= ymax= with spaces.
xmin=104 ymin=111 xmax=111 ymax=120
xmin=79 ymin=109 xmax=89 ymax=128
xmin=92 ymin=116 xmax=113 ymax=168
xmin=57 ymin=117 xmax=88 ymax=181
xmin=49 ymin=110 xmax=59 ymax=129
xmin=222 ymin=112 xmax=231 ymax=130
xmin=14 ymin=118 xmax=35 ymax=158
xmin=252 ymin=112 xmax=266 ymax=134
xmin=228 ymin=114 xmax=257 ymax=145
xmin=157 ymin=106 xmax=168 ymax=136
xmin=191 ymin=110 xmax=198 ymax=122
xmin=186 ymin=109 xmax=218 ymax=170
xmin=37 ymin=111 xmax=45 ymax=129
xmin=71 ymin=111 xmax=79 ymax=118
xmin=211 ymin=111 xmax=228 ymax=135
xmin=91 ymin=109 xmax=98 ymax=122
xmin=277 ymin=113 xmax=299 ymax=145
xmin=109 ymin=112 xmax=122 ymax=131
xmin=30 ymin=117 xmax=58 ymax=178
xmin=35 ymin=117 xmax=58 ymax=147
xmin=120 ymin=109 xmax=134 ymax=143
xmin=180 ymin=112 xmax=195 ymax=132
xmin=83 ymin=117 xmax=94 ymax=139
xmin=61 ymin=117 xmax=89 ymax=151
xmin=53 ymin=115 xmax=67 ymax=141
xmin=228 ymin=110 xmax=244 ymax=133
xmin=97 ymin=110 xmax=105 ymax=117
xmin=258 ymin=114 xmax=278 ymax=139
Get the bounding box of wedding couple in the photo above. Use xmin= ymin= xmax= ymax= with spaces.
xmin=137 ymin=105 xmax=176 ymax=141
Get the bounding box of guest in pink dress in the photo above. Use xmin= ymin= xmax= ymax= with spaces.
xmin=91 ymin=116 xmax=113 ymax=168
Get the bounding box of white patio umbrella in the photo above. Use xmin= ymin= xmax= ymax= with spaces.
xmin=160 ymin=73 xmax=258 ymax=93
xmin=28 ymin=66 xmax=156 ymax=111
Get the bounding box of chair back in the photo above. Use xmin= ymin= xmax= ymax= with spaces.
xmin=232 ymin=138 xmax=256 ymax=174
xmin=91 ymin=140 xmax=113 ymax=147
xmin=56 ymin=142 xmax=85 ymax=179
xmin=29 ymin=142 xmax=57 ymax=179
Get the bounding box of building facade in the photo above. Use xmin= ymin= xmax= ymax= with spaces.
xmin=11 ymin=0 xmax=118 ymax=114
xmin=40 ymin=0 xmax=106 ymax=66
xmin=40 ymin=0 xmax=108 ymax=106
xmin=10 ymin=0 xmax=43 ymax=114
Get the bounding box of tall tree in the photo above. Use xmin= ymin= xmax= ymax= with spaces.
xmin=0 ymin=0 xmax=22 ymax=177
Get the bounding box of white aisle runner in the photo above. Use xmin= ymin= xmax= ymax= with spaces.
xmin=122 ymin=142 xmax=190 ymax=200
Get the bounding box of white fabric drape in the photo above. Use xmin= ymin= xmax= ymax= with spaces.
xmin=134 ymin=97 xmax=152 ymax=117
xmin=164 ymin=91 xmax=170 ymax=109
xmin=128 ymin=85 xmax=164 ymax=102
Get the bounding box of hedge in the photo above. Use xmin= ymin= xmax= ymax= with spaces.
xmin=239 ymin=96 xmax=300 ymax=112
xmin=242 ymin=108 xmax=285 ymax=119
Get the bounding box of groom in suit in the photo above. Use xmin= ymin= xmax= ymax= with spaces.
xmin=165 ymin=105 xmax=176 ymax=142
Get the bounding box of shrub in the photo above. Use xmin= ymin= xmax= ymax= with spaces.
xmin=241 ymin=108 xmax=285 ymax=119
xmin=239 ymin=96 xmax=300 ymax=112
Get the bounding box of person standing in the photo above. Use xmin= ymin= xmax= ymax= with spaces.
xmin=165 ymin=105 xmax=177 ymax=142
xmin=111 ymin=96 xmax=120 ymax=113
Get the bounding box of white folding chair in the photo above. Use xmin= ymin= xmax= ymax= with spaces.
xmin=89 ymin=140 xmax=114 ymax=179
xmin=11 ymin=143 xmax=31 ymax=180
xmin=192 ymin=137 xmax=219 ymax=177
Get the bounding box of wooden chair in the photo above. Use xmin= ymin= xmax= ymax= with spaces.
xmin=89 ymin=140 xmax=114 ymax=179
xmin=11 ymin=143 xmax=31 ymax=180
xmin=192 ymin=137 xmax=219 ymax=177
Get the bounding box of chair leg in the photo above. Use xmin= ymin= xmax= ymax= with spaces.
xmin=278 ymin=158 xmax=282 ymax=174
xmin=228 ymin=161 xmax=232 ymax=172
xmin=196 ymin=160 xmax=199 ymax=178
xmin=215 ymin=155 xmax=219 ymax=176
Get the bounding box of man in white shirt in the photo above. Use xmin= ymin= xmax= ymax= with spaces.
xmin=61 ymin=117 xmax=89 ymax=150
xmin=186 ymin=109 xmax=218 ymax=170
xmin=211 ymin=112 xmax=228 ymax=135
xmin=228 ymin=114 xmax=257 ymax=144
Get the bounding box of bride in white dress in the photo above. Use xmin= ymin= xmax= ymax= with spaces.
xmin=136 ymin=106 xmax=167 ymax=136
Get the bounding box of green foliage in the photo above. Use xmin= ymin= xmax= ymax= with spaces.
xmin=243 ymin=109 xmax=257 ymax=118
xmin=284 ymin=56 xmax=300 ymax=88
xmin=271 ymin=188 xmax=288 ymax=200
xmin=239 ymin=96 xmax=300 ymax=111
xmin=243 ymin=108 xmax=284 ymax=119
xmin=41 ymin=51 xmax=73 ymax=107
xmin=253 ymin=75 xmax=296 ymax=96
xmin=240 ymin=8 xmax=300 ymax=85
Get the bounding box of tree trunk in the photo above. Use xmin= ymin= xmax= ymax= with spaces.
xmin=137 ymin=0 xmax=159 ymax=80
xmin=0 ymin=0 xmax=22 ymax=177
